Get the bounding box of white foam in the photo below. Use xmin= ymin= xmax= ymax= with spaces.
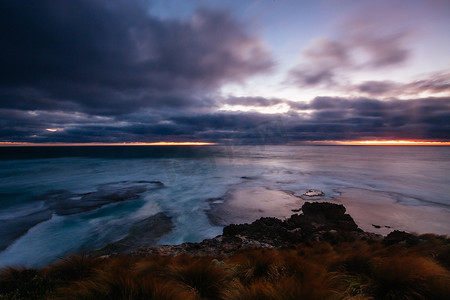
xmin=0 ymin=202 xmax=46 ymax=220
xmin=1 ymin=146 xmax=449 ymax=267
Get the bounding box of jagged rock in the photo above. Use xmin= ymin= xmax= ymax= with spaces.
xmin=287 ymin=202 xmax=359 ymax=237
xmin=223 ymin=217 xmax=301 ymax=247
xmin=223 ymin=202 xmax=362 ymax=244
xmin=131 ymin=235 xmax=275 ymax=257
xmin=130 ymin=202 xmax=373 ymax=257
xmin=384 ymin=230 xmax=420 ymax=246
xmin=302 ymin=202 xmax=345 ymax=216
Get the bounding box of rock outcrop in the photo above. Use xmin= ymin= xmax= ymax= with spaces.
xmin=96 ymin=212 xmax=173 ymax=255
xmin=129 ymin=202 xmax=380 ymax=258
xmin=43 ymin=181 xmax=164 ymax=215
xmin=1 ymin=181 xmax=165 ymax=252
xmin=383 ymin=230 xmax=420 ymax=246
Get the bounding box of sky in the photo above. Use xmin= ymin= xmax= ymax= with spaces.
xmin=0 ymin=0 xmax=449 ymax=145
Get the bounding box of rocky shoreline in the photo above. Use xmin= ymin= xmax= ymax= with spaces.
xmin=3 ymin=202 xmax=449 ymax=300
xmin=104 ymin=201 xmax=421 ymax=258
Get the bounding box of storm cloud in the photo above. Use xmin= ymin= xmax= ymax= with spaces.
xmin=288 ymin=11 xmax=413 ymax=88
xmin=352 ymin=72 xmax=450 ymax=97
xmin=3 ymin=95 xmax=448 ymax=144
xmin=169 ymin=96 xmax=450 ymax=142
xmin=0 ymin=0 xmax=273 ymax=115
xmin=291 ymin=97 xmax=450 ymax=141
xmin=0 ymin=1 xmax=448 ymax=144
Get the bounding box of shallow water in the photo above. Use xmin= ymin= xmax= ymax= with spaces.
xmin=0 ymin=145 xmax=449 ymax=267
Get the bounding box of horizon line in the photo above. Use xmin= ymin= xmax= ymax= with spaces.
xmin=0 ymin=142 xmax=219 ymax=147
xmin=1 ymin=140 xmax=450 ymax=147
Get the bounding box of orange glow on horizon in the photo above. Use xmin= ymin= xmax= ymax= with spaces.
xmin=334 ymin=140 xmax=450 ymax=146
xmin=139 ymin=142 xmax=218 ymax=146
xmin=0 ymin=141 xmax=218 ymax=147
xmin=1 ymin=140 xmax=449 ymax=147
xmin=289 ymin=140 xmax=450 ymax=146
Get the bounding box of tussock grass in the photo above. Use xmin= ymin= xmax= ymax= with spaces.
xmin=44 ymin=253 xmax=103 ymax=282
xmin=1 ymin=234 xmax=449 ymax=299
xmin=372 ymin=254 xmax=450 ymax=300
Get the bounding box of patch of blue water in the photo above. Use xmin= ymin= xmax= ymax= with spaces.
xmin=0 ymin=146 xmax=449 ymax=267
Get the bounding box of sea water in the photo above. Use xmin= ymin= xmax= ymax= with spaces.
xmin=0 ymin=145 xmax=449 ymax=267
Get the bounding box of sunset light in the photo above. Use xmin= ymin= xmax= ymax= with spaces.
xmin=0 ymin=2 xmax=449 ymax=297
xmin=135 ymin=142 xmax=217 ymax=146
xmin=0 ymin=142 xmax=217 ymax=147
xmin=45 ymin=128 xmax=64 ymax=132
xmin=337 ymin=140 xmax=450 ymax=146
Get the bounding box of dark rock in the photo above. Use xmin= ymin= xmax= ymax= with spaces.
xmin=41 ymin=181 xmax=164 ymax=216
xmin=0 ymin=181 xmax=162 ymax=251
xmin=288 ymin=202 xmax=359 ymax=235
xmin=97 ymin=212 xmax=173 ymax=255
xmin=131 ymin=234 xmax=276 ymax=257
xmin=131 ymin=202 xmax=378 ymax=258
xmin=301 ymin=202 xmax=346 ymax=217
xmin=221 ymin=202 xmax=361 ymax=247
xmin=240 ymin=176 xmax=257 ymax=180
xmin=223 ymin=217 xmax=300 ymax=247
xmin=384 ymin=230 xmax=420 ymax=246
xmin=223 ymin=202 xmax=360 ymax=244
xmin=372 ymin=224 xmax=381 ymax=229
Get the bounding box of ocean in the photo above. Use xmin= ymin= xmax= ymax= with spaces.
xmin=0 ymin=145 xmax=449 ymax=268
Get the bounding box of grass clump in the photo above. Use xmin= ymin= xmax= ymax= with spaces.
xmin=1 ymin=233 xmax=449 ymax=299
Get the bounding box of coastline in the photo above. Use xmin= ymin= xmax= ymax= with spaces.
xmin=206 ymin=185 xmax=450 ymax=237
xmin=97 ymin=197 xmax=450 ymax=258
xmin=2 ymin=201 xmax=449 ymax=299
xmin=127 ymin=201 xmax=378 ymax=258
xmin=1 ymin=145 xmax=449 ymax=269
xmin=332 ymin=188 xmax=450 ymax=236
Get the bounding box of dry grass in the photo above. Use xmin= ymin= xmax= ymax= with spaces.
xmin=1 ymin=234 xmax=449 ymax=299
xmin=372 ymin=254 xmax=450 ymax=299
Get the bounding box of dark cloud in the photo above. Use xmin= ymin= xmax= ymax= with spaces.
xmin=303 ymin=38 xmax=349 ymax=65
xmin=224 ymin=96 xmax=285 ymax=107
xmin=288 ymin=14 xmax=412 ymax=88
xmin=356 ymin=81 xmax=398 ymax=95
xmin=405 ymin=72 xmax=450 ymax=94
xmin=0 ymin=0 xmax=273 ymax=115
xmin=2 ymin=78 xmax=449 ymax=144
xmin=4 ymin=96 xmax=447 ymax=144
xmin=298 ymin=97 xmax=450 ymax=141
xmin=288 ymin=68 xmax=335 ymax=87
xmin=209 ymin=96 xmax=449 ymax=143
xmin=0 ymin=1 xmax=448 ymax=144
xmin=347 ymin=28 xmax=410 ymax=69
xmin=349 ymin=72 xmax=450 ymax=96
